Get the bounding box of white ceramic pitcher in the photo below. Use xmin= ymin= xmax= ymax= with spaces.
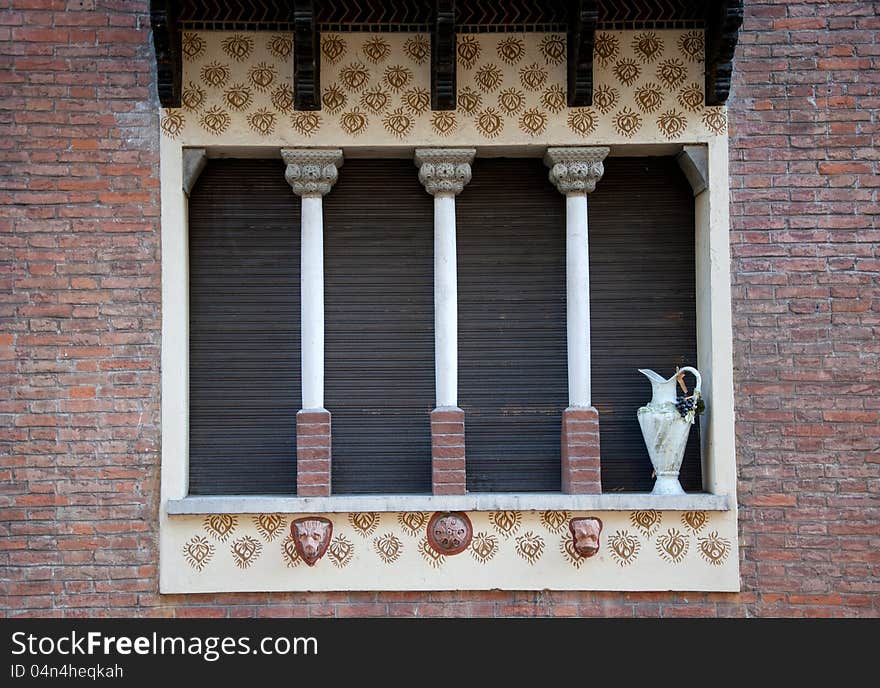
xmin=636 ymin=367 xmax=702 ymax=495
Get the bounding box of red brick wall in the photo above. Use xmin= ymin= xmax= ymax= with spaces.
xmin=1 ymin=1 xmax=877 ymax=617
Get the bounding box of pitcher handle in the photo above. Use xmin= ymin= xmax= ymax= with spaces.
xmin=678 ymin=366 xmax=702 ymax=396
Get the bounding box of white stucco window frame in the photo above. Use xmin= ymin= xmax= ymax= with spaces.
xmin=159 ymin=138 xmax=736 ymax=517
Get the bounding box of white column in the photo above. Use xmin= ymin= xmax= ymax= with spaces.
xmin=414 ymin=148 xmax=475 ymax=408
xmin=544 ymin=147 xmax=609 ymax=408
xmin=281 ymin=148 xmax=343 ymax=411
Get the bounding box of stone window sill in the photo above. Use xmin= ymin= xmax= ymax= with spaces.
xmin=166 ymin=492 xmax=730 ymax=515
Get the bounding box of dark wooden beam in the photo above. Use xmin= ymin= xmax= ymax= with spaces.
xmin=150 ymin=0 xmax=181 ymax=108
xmin=431 ymin=0 xmax=456 ymax=111
xmin=705 ymin=0 xmax=744 ymax=106
xmin=567 ymin=0 xmax=598 ymax=107
xmin=293 ymin=0 xmax=320 ymax=111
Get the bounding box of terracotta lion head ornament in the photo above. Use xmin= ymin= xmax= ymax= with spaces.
xmin=290 ymin=517 xmax=333 ymax=566
xmin=569 ymin=517 xmax=603 ymax=558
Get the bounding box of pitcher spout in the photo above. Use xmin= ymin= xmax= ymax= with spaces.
xmin=637 ymin=368 xmax=668 ymax=385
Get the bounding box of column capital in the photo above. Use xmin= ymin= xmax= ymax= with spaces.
xmin=543 ymin=146 xmax=609 ymax=196
xmin=281 ymin=148 xmax=343 ymax=198
xmin=414 ymin=148 xmax=476 ymax=196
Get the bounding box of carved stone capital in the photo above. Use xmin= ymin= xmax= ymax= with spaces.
xmin=414 ymin=148 xmax=475 ymax=196
xmin=544 ymin=146 xmax=609 ymax=196
xmin=281 ymin=148 xmax=343 ymax=198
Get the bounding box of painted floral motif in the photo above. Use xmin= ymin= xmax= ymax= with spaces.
xmin=281 ymin=535 xmax=303 ymax=568
xmin=431 ymin=111 xmax=457 ymax=136
xmin=519 ymin=108 xmax=548 ymax=136
xmin=515 ymin=532 xmax=545 ymax=565
xmin=656 ymin=58 xmax=687 ymax=90
xmin=203 ymin=514 xmax=237 ymax=542
xmin=469 ymin=531 xmax=499 ymax=564
xmin=360 ymin=85 xmax=390 ymax=114
xmin=607 ymin=530 xmax=641 ymax=567
xmin=560 ymin=536 xmax=585 ymax=569
xmin=322 ymin=83 xmax=347 ymax=114
xmin=402 ymin=87 xmax=430 ymax=115
xmin=702 ymin=108 xmax=728 ymax=134
xmin=348 ymin=512 xmax=380 ymax=537
xmin=231 ymin=535 xmax=262 ymax=569
xmin=490 ymin=511 xmax=522 ymax=538
xmin=475 ymin=64 xmax=504 ymax=93
xmin=397 ymin=512 xmax=430 ymax=537
xmin=540 ymin=511 xmax=570 ymax=535
xmin=593 ymin=84 xmax=619 ymax=114
xmin=183 ymin=535 xmax=214 ymax=571
xmin=613 ymin=59 xmax=641 ymax=87
xmin=362 ymin=36 xmax=391 ymax=64
xmin=181 ymin=82 xmax=206 ymax=111
xmin=271 ymin=84 xmax=295 ymax=113
xmin=593 ymin=32 xmax=619 ymax=66
xmin=457 ymin=35 xmax=481 ymax=69
xmin=254 ymin=514 xmax=286 ymax=541
xmin=404 ymin=35 xmax=430 ymax=64
xmin=340 ymin=62 xmax=371 ymax=91
xmin=247 ymin=108 xmax=276 ymax=135
xmin=632 ymin=31 xmax=664 ymax=63
xmin=457 ymin=86 xmax=482 ymax=115
xmin=567 ymin=107 xmax=597 ymax=137
xmin=224 ymin=83 xmax=253 ymax=111
xmin=200 ymin=62 xmax=230 ymax=88
xmin=677 ymin=31 xmax=704 ymax=62
xmin=475 ymin=107 xmax=503 ymax=138
xmin=199 ymin=106 xmax=231 ymax=135
xmin=340 ymin=108 xmax=368 ymax=136
xmin=160 ymin=111 xmax=185 ymax=138
xmin=677 ymin=82 xmax=704 ymax=112
xmin=382 ymin=107 xmax=414 ymax=138
xmin=630 ymin=510 xmax=661 ymax=538
xmin=221 ymin=34 xmax=254 ymax=62
xmin=518 ymin=63 xmax=547 ymax=91
xmin=267 ymin=34 xmax=292 ymax=59
xmin=383 ymin=64 xmax=412 ymax=92
xmin=418 ymin=537 xmax=445 ymax=568
xmin=613 ymin=107 xmax=643 ymax=137
xmin=182 ymin=32 xmax=206 ymax=60
xmin=540 ymin=84 xmax=566 ymax=113
xmin=321 ymin=34 xmax=346 ymax=64
xmin=656 ymin=528 xmax=689 ymax=563
xmin=635 ymin=82 xmax=664 ymax=113
xmin=327 ymin=534 xmax=354 ymax=568
xmin=373 ymin=533 xmax=403 ymax=564
xmin=291 ymin=112 xmax=321 ymax=137
xmin=497 ymin=87 xmax=526 ymax=115
xmin=697 ymin=531 xmax=731 ymax=566
xmin=656 ymin=109 xmax=687 ymax=139
xmin=248 ymin=62 xmax=277 ymax=92
xmin=497 ymin=36 xmax=526 ymax=65
xmin=539 ymin=34 xmax=566 ymax=65
xmin=682 ymin=511 xmax=709 ymax=534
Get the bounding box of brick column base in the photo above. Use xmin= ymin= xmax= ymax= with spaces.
xmin=296 ymin=409 xmax=331 ymax=497
xmin=561 ymin=406 xmax=601 ymax=494
xmin=431 ymin=407 xmax=466 ymax=495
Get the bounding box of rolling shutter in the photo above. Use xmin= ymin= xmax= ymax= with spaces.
xmin=188 ymin=159 xmax=300 ymax=495
xmin=458 ymin=157 xmax=701 ymax=493
xmin=323 ymin=159 xmax=435 ymax=494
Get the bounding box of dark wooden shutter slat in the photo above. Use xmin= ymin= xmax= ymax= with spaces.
xmin=590 ymin=157 xmax=701 ymax=492
xmin=323 ymin=159 xmax=435 ymax=495
xmin=188 ymin=159 xmax=301 ymax=495
xmin=458 ymin=159 xmax=568 ymax=492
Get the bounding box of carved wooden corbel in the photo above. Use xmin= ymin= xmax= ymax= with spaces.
xmin=705 ymin=0 xmax=744 ymax=105
xmin=566 ymin=0 xmax=597 ymax=107
xmin=431 ymin=0 xmax=456 ymax=110
xmin=150 ymin=0 xmax=181 ymax=108
xmin=293 ymin=0 xmax=320 ymax=111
